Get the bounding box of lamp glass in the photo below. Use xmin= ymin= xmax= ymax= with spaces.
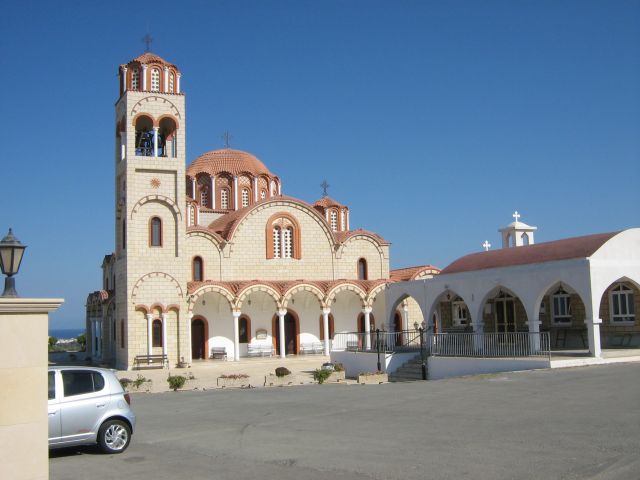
xmin=0 ymin=229 xmax=26 ymax=276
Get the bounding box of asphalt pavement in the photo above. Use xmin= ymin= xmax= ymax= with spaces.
xmin=49 ymin=363 xmax=640 ymax=480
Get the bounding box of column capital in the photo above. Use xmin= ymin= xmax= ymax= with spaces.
xmin=122 ymin=65 xmax=128 ymax=72
xmin=402 ymin=305 xmax=409 ymax=312
xmin=232 ymin=310 xmax=242 ymax=318
xmin=363 ymin=306 xmax=373 ymax=314
xmin=152 ymin=126 xmax=159 ymax=131
xmin=146 ymin=313 xmax=153 ymax=321
xmin=277 ymin=309 xmax=287 ymax=317
xmin=163 ymin=65 xmax=169 ymax=72
xmin=322 ymin=307 xmax=331 ymax=316
xmin=161 ymin=312 xmax=167 ymax=319
xmin=187 ymin=312 xmax=194 ymax=320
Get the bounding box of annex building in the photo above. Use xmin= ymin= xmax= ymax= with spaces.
xmin=86 ymin=52 xmax=639 ymax=371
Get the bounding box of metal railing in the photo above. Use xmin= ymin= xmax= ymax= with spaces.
xmin=332 ymin=330 xmax=550 ymax=359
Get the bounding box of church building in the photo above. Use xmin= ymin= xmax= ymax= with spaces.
xmin=86 ymin=52 xmax=435 ymax=370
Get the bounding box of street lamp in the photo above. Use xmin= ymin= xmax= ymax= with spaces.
xmin=0 ymin=229 xmax=27 ymax=297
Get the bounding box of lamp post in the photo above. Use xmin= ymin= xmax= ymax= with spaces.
xmin=0 ymin=228 xmax=27 ymax=297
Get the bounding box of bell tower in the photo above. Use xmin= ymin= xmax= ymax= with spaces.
xmin=113 ymin=52 xmax=188 ymax=369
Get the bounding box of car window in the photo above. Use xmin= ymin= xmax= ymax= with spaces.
xmin=62 ymin=370 xmax=105 ymax=397
xmin=48 ymin=371 xmax=56 ymax=400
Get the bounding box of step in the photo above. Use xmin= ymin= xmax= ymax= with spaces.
xmin=389 ymin=372 xmax=426 ymax=381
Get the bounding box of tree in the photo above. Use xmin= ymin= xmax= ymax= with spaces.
xmin=76 ymin=334 xmax=86 ymax=351
xmin=48 ymin=336 xmax=58 ymax=351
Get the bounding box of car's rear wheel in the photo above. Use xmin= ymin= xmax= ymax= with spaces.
xmin=97 ymin=419 xmax=131 ymax=454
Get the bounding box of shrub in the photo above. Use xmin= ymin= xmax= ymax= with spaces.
xmin=333 ymin=363 xmax=345 ymax=372
xmin=76 ymin=334 xmax=86 ymax=350
xmin=119 ymin=378 xmax=132 ymax=388
xmin=313 ymin=368 xmax=332 ymax=384
xmin=167 ymin=375 xmax=187 ymax=391
xmin=275 ymin=367 xmax=291 ymax=377
xmin=133 ymin=375 xmax=148 ymax=388
xmin=219 ymin=373 xmax=249 ymax=379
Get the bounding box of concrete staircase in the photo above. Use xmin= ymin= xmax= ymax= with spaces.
xmin=388 ymin=354 xmax=427 ymax=382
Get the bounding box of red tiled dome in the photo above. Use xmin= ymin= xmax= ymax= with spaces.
xmin=123 ymin=52 xmax=178 ymax=69
xmin=187 ymin=148 xmax=275 ymax=177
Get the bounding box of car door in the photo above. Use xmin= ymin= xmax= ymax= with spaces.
xmin=48 ymin=370 xmax=62 ymax=445
xmin=59 ymin=370 xmax=108 ymax=445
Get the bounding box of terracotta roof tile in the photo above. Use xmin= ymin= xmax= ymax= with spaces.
xmin=390 ymin=265 xmax=441 ymax=282
xmin=123 ymin=52 xmax=178 ymax=69
xmin=441 ymin=231 xmax=619 ymax=275
xmin=187 ymin=148 xmax=275 ymax=177
xmin=314 ymin=196 xmax=345 ymax=208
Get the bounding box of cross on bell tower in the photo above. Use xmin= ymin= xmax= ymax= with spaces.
xmin=499 ymin=211 xmax=537 ymax=248
xmin=142 ymin=33 xmax=153 ymax=52
xmin=320 ymin=180 xmax=330 ymax=198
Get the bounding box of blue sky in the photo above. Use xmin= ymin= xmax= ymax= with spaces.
xmin=1 ymin=1 xmax=638 ymax=329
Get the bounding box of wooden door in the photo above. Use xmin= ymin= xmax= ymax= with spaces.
xmin=192 ymin=319 xmax=205 ymax=359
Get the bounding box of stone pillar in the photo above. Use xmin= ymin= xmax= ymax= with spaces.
xmin=322 ymin=308 xmax=331 ymax=356
xmin=253 ymin=177 xmax=258 ymax=203
xmin=277 ymin=181 xmax=281 ymax=195
xmin=472 ymin=317 xmax=484 ymax=353
xmin=363 ymin=306 xmax=372 ymax=350
xmin=120 ymin=131 xmax=126 ymax=161
xmin=278 ymin=309 xmax=287 ymax=359
xmin=146 ymin=314 xmax=153 ymax=355
xmin=233 ymin=176 xmax=239 ymax=210
xmin=0 ymin=297 xmax=63 ymax=480
xmin=232 ymin=310 xmax=241 ymax=361
xmin=163 ymin=66 xmax=169 ymax=93
xmin=585 ymin=318 xmax=602 ymax=358
xmin=176 ymin=72 xmax=181 ymax=94
xmin=161 ymin=313 xmax=168 ymax=358
xmin=191 ymin=178 xmax=196 ymax=199
xmin=346 ymin=210 xmax=350 ymax=230
xmin=152 ymin=127 xmax=159 ymax=157
xmin=141 ymin=64 xmax=148 ymax=91
xmin=187 ymin=312 xmax=194 ymax=364
xmin=211 ymin=175 xmax=216 ymax=209
xmin=526 ymin=318 xmax=541 ymax=352
xmin=121 ymin=66 xmax=127 ymax=92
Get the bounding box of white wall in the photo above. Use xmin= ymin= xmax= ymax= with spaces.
xmin=427 ymin=356 xmax=550 ymax=380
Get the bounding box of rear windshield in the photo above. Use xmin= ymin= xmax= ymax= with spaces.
xmin=62 ymin=370 xmax=106 ymax=397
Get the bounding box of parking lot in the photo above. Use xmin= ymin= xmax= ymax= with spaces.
xmin=50 ymin=363 xmax=640 ymax=480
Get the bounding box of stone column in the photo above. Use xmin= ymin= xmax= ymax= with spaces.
xmin=322 ymin=308 xmax=331 ymax=356
xmin=187 ymin=312 xmax=194 ymax=364
xmin=163 ymin=66 xmax=169 ymax=93
xmin=210 ymin=175 xmax=216 ymax=209
xmin=526 ymin=318 xmax=542 ymax=353
xmin=191 ymin=178 xmax=196 ymax=199
xmin=121 ymin=66 xmax=127 ymax=92
xmin=120 ymin=131 xmax=126 ymax=161
xmin=176 ymin=72 xmax=181 ymax=94
xmin=0 ymin=298 xmax=63 ymax=480
xmin=346 ymin=210 xmax=350 ymax=230
xmin=585 ymin=318 xmax=602 ymax=358
xmin=152 ymin=127 xmax=159 ymax=157
xmin=233 ymin=176 xmax=239 ymax=210
xmin=232 ymin=310 xmax=241 ymax=361
xmin=146 ymin=314 xmax=153 ymax=355
xmin=277 ymin=181 xmax=281 ymax=195
xmin=161 ymin=313 xmax=168 ymax=358
xmin=363 ymin=306 xmax=372 ymax=350
xmin=253 ymin=177 xmax=258 ymax=202
xmin=471 ymin=317 xmax=484 ymax=353
xmin=278 ymin=309 xmax=287 ymax=359
xmin=141 ymin=64 xmax=148 ymax=91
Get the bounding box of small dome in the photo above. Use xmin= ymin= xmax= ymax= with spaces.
xmin=187 ymin=148 xmax=275 ymax=177
xmin=123 ymin=52 xmax=178 ymax=70
xmin=314 ymin=196 xmax=345 ymax=209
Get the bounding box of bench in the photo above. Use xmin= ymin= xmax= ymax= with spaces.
xmin=608 ymin=332 xmax=639 ymax=347
xmin=133 ymin=354 xmax=168 ymax=369
xmin=210 ymin=347 xmax=227 ymax=360
xmin=247 ymin=344 xmax=274 ymax=357
xmin=346 ymin=341 xmax=359 ymax=352
xmin=300 ymin=342 xmax=324 ymax=355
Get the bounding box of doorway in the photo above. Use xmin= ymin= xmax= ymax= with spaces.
xmin=495 ymin=294 xmax=516 ymax=333
xmin=191 ymin=318 xmax=207 ymax=359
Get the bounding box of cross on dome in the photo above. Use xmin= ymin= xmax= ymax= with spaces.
xmin=513 ymin=211 xmax=521 ymax=223
xmin=142 ymin=33 xmax=153 ymax=52
xmin=482 ymin=240 xmax=491 ymax=251
xmin=321 ymin=180 xmax=330 ymax=198
xmin=222 ymin=130 xmax=233 ymax=148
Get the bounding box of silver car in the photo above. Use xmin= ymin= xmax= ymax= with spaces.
xmin=48 ymin=366 xmax=136 ymax=453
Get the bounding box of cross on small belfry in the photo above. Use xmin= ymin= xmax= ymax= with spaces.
xmin=142 ymin=33 xmax=153 ymax=53
xmin=512 ymin=211 xmax=521 ymax=223
xmin=482 ymin=240 xmax=491 ymax=252
xmin=222 ymin=130 xmax=233 ymax=148
xmin=320 ymin=180 xmax=330 ymax=198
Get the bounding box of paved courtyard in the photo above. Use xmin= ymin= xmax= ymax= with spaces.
xmin=50 ymin=363 xmax=640 ymax=480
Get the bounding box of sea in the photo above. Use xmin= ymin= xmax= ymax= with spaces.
xmin=49 ymin=328 xmax=85 ymax=340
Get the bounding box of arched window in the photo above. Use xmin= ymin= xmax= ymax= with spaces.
xmin=260 ymin=190 xmax=266 ymax=200
xmin=452 ymin=297 xmax=469 ymax=326
xmin=200 ymin=189 xmax=209 ymax=208
xmin=522 ymin=232 xmax=529 ymax=246
xmin=221 ymin=189 xmax=229 ymax=209
xmin=239 ymin=316 xmax=251 ymax=343
xmin=168 ymin=72 xmax=175 ymax=93
xmin=131 ymin=69 xmax=140 ymax=90
xmin=152 ymin=319 xmax=162 ymax=347
xmin=189 ymin=205 xmax=195 ymax=226
xmin=611 ymin=284 xmax=635 ymax=323
xmin=266 ymin=213 xmax=302 ymax=260
xmin=150 ymin=217 xmax=162 ymax=247
xmin=193 ymin=256 xmax=204 ymax=282
xmin=134 ymin=115 xmax=154 ymax=156
xmin=242 ymin=188 xmax=250 ymax=208
xmin=551 ymin=287 xmax=571 ymax=325
xmin=120 ymin=320 xmax=125 ymax=348
xmin=151 ymin=68 xmax=160 ymax=92
xmin=330 ymin=211 xmax=338 ymax=232
xmin=357 ymin=258 xmax=368 ymax=280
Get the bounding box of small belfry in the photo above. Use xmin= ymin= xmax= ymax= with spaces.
xmin=499 ymin=211 xmax=537 ymax=248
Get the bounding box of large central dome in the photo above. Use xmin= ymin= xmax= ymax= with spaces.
xmin=187 ymin=148 xmax=274 ymax=177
